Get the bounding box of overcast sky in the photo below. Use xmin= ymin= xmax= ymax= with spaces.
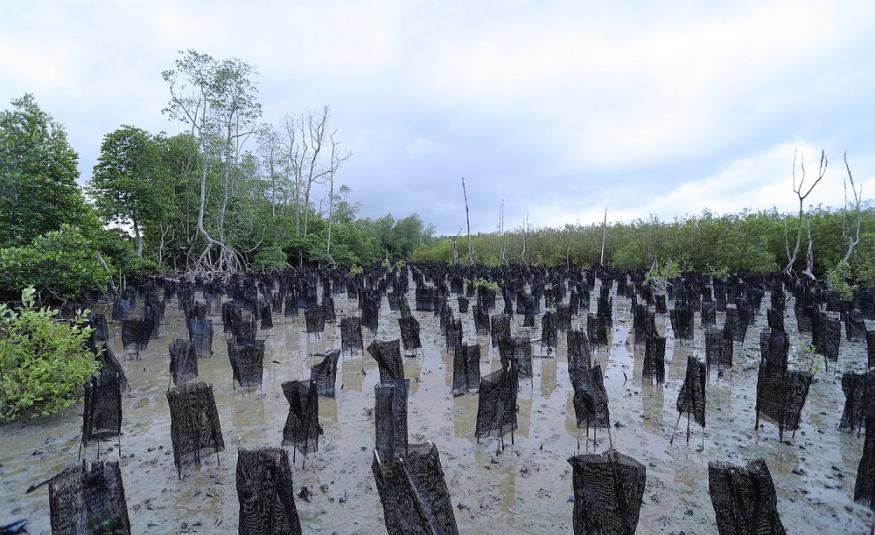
xmin=2 ymin=1 xmax=873 ymax=234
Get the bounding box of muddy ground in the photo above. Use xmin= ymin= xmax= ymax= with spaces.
xmin=1 ymin=280 xmax=873 ymax=534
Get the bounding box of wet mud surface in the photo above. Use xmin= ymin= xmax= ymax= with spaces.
xmin=1 ymin=282 xmax=872 ymax=534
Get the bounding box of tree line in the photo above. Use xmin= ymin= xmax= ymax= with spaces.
xmin=411 ymin=206 xmax=874 ymax=287
xmin=0 ymin=50 xmax=434 ymax=301
xmin=0 ymin=48 xmax=871 ymax=303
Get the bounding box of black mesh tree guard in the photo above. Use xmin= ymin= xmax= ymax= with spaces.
xmin=499 ymin=335 xmax=533 ymax=379
xmin=304 ymin=306 xmax=325 ymax=337
xmin=186 ymin=318 xmax=213 ymax=358
xmin=362 ymin=296 xmax=380 ymax=334
xmin=473 ymin=305 xmax=491 ymax=336
xmin=643 ymin=334 xmax=666 ymax=386
xmin=669 ymin=306 xmax=694 ymax=340
xmin=567 ymin=450 xmax=646 ymax=535
xmin=855 ymin=404 xmax=875 ymax=511
xmin=840 ymin=370 xmax=874 ymax=434
xmin=322 ymin=296 xmax=336 ymax=323
xmin=281 ymin=380 xmax=323 ymax=459
xmin=445 ymin=317 xmax=463 ymax=357
xmin=541 ymin=311 xmax=558 ymax=354
xmin=120 ymin=319 xmax=152 ymax=356
xmin=228 ymin=339 xmax=266 ymax=390
xmin=415 ymin=287 xmax=435 ymax=311
xmin=490 ymin=314 xmax=511 ymax=348
xmin=457 ymin=295 xmax=469 ymax=313
xmin=143 ymin=301 xmax=161 ymax=340
xmin=166 ymin=382 xmax=224 ymax=477
xmin=374 ymin=379 xmax=409 ymax=461
xmin=705 ymin=327 xmax=733 ymax=377
xmin=284 ymin=291 xmax=298 ymax=317
xmin=169 ymin=339 xmax=198 ymax=386
xmin=567 ymin=329 xmax=592 ymax=385
xmin=587 ymin=313 xmax=609 ymax=346
xmin=846 ymin=311 xmax=867 ymax=342
xmin=794 ymin=304 xmax=815 ymax=333
xmin=571 ymin=364 xmax=610 ymax=430
xmin=112 ymin=297 xmax=132 ymax=321
xmin=236 ymin=448 xmax=302 ymax=535
xmin=708 ymin=459 xmax=786 ymax=535
xmin=367 ymin=339 xmax=405 ymax=383
xmin=398 ymin=316 xmax=422 ymax=354
xmin=701 ymin=301 xmax=717 ymax=327
xmin=812 ymin=312 xmax=841 ymax=366
xmin=767 ymin=308 xmax=785 ymax=332
xmin=452 ymin=343 xmax=481 ymax=396
xmin=675 ymin=356 xmax=706 ymax=441
xmin=475 ymin=362 xmax=519 ymax=441
xmin=869 ymin=329 xmax=875 ymax=369
xmin=371 ymin=442 xmax=459 ymax=535
xmin=96 ymin=343 xmax=127 ymax=392
xmin=340 ymin=317 xmax=364 ymax=355
xmin=260 ymin=300 xmax=274 ymax=329
xmin=89 ymin=313 xmax=108 ymax=342
xmin=48 ymin=460 xmax=131 ymax=535
xmin=81 ymin=370 xmax=122 ymax=453
xmin=310 ymin=350 xmax=340 ymax=397
xmin=755 ymin=329 xmax=812 ymax=441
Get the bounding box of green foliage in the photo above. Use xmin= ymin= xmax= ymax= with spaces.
xmin=645 ymin=258 xmax=682 ymax=286
xmin=349 ymin=265 xmax=363 ymax=276
xmin=88 ymin=125 xmax=166 ymax=255
xmin=825 ymin=260 xmax=856 ymax=300
xmin=411 ymin=207 xmax=874 ymax=276
xmin=0 ymin=287 xmax=98 ymax=422
xmin=0 ymin=94 xmax=90 ymax=247
xmin=0 ymin=225 xmax=113 ymax=302
xmin=798 ymin=341 xmax=822 ymax=375
xmin=465 ymin=277 xmax=501 ymax=292
xmin=252 ymin=245 xmax=288 ymax=271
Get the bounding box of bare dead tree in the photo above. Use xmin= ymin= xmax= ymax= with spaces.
xmin=499 ymin=199 xmax=508 ymax=265
xmin=783 ymin=148 xmax=827 ymax=277
xmin=163 ymin=51 xmax=261 ymax=274
xmin=325 ymin=134 xmax=351 ymax=267
xmin=842 ymin=151 xmax=864 ymax=263
xmin=461 ymin=177 xmax=474 ymax=265
xmin=599 ymin=207 xmax=608 ymax=266
xmin=451 ymin=228 xmax=461 ymax=266
xmin=519 ymin=214 xmax=529 ymax=267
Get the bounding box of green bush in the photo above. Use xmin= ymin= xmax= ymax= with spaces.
xmin=0 ymin=287 xmax=98 ymax=422
xmin=0 ymin=225 xmax=112 ymax=302
xmin=252 ymin=245 xmax=288 ymax=270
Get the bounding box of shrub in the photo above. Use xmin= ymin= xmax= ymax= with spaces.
xmin=0 ymin=287 xmax=98 ymax=422
xmin=0 ymin=225 xmax=112 ymax=302
xmin=826 ymin=260 xmax=856 ymax=300
xmin=252 ymin=245 xmax=289 ymax=271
